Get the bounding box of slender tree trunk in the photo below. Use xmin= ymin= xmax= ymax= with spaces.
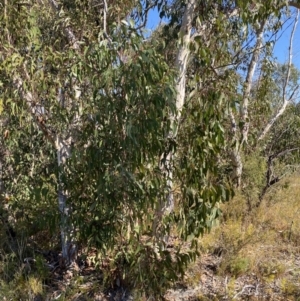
xmin=230 ymin=20 xmax=266 ymax=188
xmin=155 ymin=0 xmax=196 ymax=226
xmin=47 ymin=0 xmax=81 ymax=263
xmin=259 ymin=147 xmax=299 ymax=202
xmin=229 ymin=108 xmax=243 ymax=187
xmin=258 ymin=9 xmax=299 ymax=141
xmin=12 ymin=0 xmax=81 ymax=262
xmin=163 ymin=0 xmax=196 ymax=208
xmin=258 ymin=100 xmax=290 ymax=141
xmin=240 ymin=20 xmax=265 ymax=145
xmin=55 ymin=136 xmax=76 ymax=263
xmin=14 ymin=74 xmax=77 ymax=263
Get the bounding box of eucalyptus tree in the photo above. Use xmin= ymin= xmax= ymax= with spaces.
xmin=1 ymin=1 xmax=300 ymax=296
xmin=153 ymin=1 xmax=300 ymax=204
xmin=1 ymin=0 xmax=175 ymax=264
xmin=251 ymin=60 xmax=300 ymax=200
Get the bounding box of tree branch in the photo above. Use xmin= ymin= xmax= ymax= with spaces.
xmin=270 ymin=147 xmax=300 ymax=160
xmin=289 ymin=1 xmax=300 ymax=9
xmin=259 ymin=147 xmax=300 ymax=201
xmin=257 ymin=9 xmax=299 ymax=141
xmin=240 ymin=20 xmax=266 ymax=145
xmin=154 ymin=0 xmax=196 ymax=236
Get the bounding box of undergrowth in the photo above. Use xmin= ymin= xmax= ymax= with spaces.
xmin=196 ymin=175 xmax=300 ymax=295
xmin=1 ymin=175 xmax=300 ymax=300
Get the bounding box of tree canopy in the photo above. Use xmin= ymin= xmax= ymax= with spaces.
xmin=1 ymin=0 xmax=300 ymax=299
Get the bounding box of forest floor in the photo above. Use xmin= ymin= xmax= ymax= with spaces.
xmin=164 ymin=175 xmax=300 ymax=301
xmin=165 ymin=252 xmax=300 ymax=301
xmin=2 ymin=176 xmax=300 ymax=300
xmin=44 ymin=175 xmax=300 ymax=300
xmin=29 ymin=252 xmax=300 ymax=301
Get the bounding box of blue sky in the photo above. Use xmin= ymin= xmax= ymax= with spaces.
xmin=146 ymin=7 xmax=300 ymax=69
xmin=273 ymin=10 xmax=300 ymax=69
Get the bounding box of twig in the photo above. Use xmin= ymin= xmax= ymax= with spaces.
xmin=288 ymin=221 xmax=294 ymax=241
xmin=233 ymin=284 xmax=256 ymax=299
xmin=134 ymin=3 xmax=156 ymax=31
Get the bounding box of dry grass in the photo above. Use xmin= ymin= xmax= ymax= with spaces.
xmin=182 ymin=175 xmax=300 ymax=299
xmin=2 ymin=175 xmax=300 ymax=300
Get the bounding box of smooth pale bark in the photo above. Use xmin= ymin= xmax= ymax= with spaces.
xmin=156 ymin=0 xmax=196 ymax=224
xmin=55 ymin=136 xmax=76 ymax=262
xmin=152 ymin=1 xmax=196 ymax=242
xmin=165 ymin=0 xmax=196 ymax=210
xmin=258 ymin=9 xmax=299 ymax=141
xmin=229 ymin=108 xmax=243 ymax=187
xmin=14 ymin=74 xmax=76 ymax=263
xmin=48 ymin=0 xmax=81 ymax=264
xmin=231 ymin=6 xmax=299 ymax=187
xmin=240 ymin=21 xmax=266 ymax=145
xmin=13 ymin=0 xmax=300 ymax=252
xmin=230 ymin=5 xmax=300 ymax=187
xmin=258 ymin=99 xmax=290 ymax=142
xmin=229 ymin=21 xmax=266 ymax=188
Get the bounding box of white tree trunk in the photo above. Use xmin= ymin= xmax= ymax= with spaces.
xmin=48 ymin=0 xmax=81 ymax=263
xmin=240 ymin=21 xmax=265 ymax=145
xmin=258 ymin=9 xmax=299 ymax=141
xmin=11 ymin=0 xmax=81 ymax=263
xmin=152 ymin=1 xmax=196 ymax=240
xmin=14 ymin=75 xmax=76 ymax=263
xmin=257 ymin=100 xmax=290 ymax=141
xmin=55 ymin=136 xmax=76 ymax=263
xmin=229 ymin=21 xmax=266 ymax=187
xmin=158 ymin=0 xmax=196 ymax=216
xmin=229 ymin=108 xmax=243 ymax=187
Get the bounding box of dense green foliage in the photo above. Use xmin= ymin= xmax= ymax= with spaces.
xmin=0 ymin=0 xmax=300 ymax=299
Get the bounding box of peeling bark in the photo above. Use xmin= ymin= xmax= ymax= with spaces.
xmin=240 ymin=20 xmax=266 ymax=145
xmin=158 ymin=0 xmax=196 ymax=217
xmin=229 ymin=20 xmax=266 ymax=188
xmin=229 ymin=108 xmax=243 ymax=187
xmin=153 ymin=0 xmax=196 ymax=240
